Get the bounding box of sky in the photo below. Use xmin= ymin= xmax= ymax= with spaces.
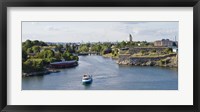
xmin=22 ymin=21 xmax=178 ymax=42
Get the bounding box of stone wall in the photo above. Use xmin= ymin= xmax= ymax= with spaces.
xmin=128 ymin=47 xmax=169 ymax=54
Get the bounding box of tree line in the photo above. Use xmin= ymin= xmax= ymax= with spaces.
xmin=22 ymin=40 xmax=154 ymax=73
xmin=22 ymin=40 xmax=79 ymax=73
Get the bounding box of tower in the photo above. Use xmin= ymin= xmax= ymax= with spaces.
xmin=129 ymin=34 xmax=132 ymax=42
xmin=175 ymin=36 xmax=176 ymax=42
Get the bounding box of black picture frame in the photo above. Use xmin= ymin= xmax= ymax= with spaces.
xmin=0 ymin=0 xmax=200 ymax=112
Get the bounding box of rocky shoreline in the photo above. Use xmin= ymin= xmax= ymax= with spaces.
xmin=116 ymin=54 xmax=178 ymax=67
xmin=102 ymin=55 xmax=118 ymax=60
xmin=22 ymin=69 xmax=60 ymax=77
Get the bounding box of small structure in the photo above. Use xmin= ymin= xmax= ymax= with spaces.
xmin=172 ymin=47 xmax=178 ymax=53
xmin=50 ymin=59 xmax=78 ymax=68
xmin=27 ymin=53 xmax=36 ymax=57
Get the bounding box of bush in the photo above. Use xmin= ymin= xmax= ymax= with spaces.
xmin=151 ymin=49 xmax=156 ymax=53
xmin=163 ymin=48 xmax=172 ymax=54
xmin=140 ymin=50 xmax=145 ymax=55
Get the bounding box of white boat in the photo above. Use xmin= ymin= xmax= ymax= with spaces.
xmin=82 ymin=74 xmax=93 ymax=84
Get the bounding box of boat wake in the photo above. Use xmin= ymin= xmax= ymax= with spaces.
xmin=93 ymin=73 xmax=118 ymax=79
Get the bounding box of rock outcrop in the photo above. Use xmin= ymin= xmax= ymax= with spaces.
xmin=116 ymin=54 xmax=178 ymax=67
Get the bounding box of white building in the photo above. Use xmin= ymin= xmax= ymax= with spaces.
xmin=172 ymin=47 xmax=178 ymax=53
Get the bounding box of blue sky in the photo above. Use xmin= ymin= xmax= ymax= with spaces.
xmin=22 ymin=21 xmax=178 ymax=42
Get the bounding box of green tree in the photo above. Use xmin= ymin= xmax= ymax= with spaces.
xmin=151 ymin=49 xmax=156 ymax=53
xmin=32 ymin=40 xmax=40 ymax=45
xmin=91 ymin=44 xmax=101 ymax=52
xmin=22 ymin=59 xmax=45 ymax=73
xmin=24 ymin=40 xmax=33 ymax=48
xmin=37 ymin=49 xmax=55 ymax=59
xmin=164 ymin=48 xmax=172 ymax=54
xmin=54 ymin=52 xmax=62 ymax=61
xmin=79 ymin=45 xmax=89 ymax=52
xmin=56 ymin=44 xmax=64 ymax=53
xmin=120 ymin=41 xmax=127 ymax=48
xmin=140 ymin=50 xmax=145 ymax=55
xmin=22 ymin=49 xmax=27 ymax=62
xmin=32 ymin=46 xmax=40 ymax=53
xmin=73 ymin=56 xmax=79 ymax=61
xmin=62 ymin=51 xmax=79 ymax=61
xmin=66 ymin=44 xmax=71 ymax=52
xmin=62 ymin=51 xmax=72 ymax=61
xmin=45 ymin=50 xmax=55 ymax=58
xmin=26 ymin=48 xmax=33 ymax=54
xmin=39 ymin=41 xmax=48 ymax=46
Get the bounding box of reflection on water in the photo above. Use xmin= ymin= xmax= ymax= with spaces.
xmin=83 ymin=83 xmax=92 ymax=90
xmin=22 ymin=55 xmax=178 ymax=90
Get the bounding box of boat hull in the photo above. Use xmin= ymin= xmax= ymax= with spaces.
xmin=82 ymin=78 xmax=92 ymax=84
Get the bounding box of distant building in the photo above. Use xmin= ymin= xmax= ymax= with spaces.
xmin=174 ymin=41 xmax=178 ymax=47
xmin=27 ymin=53 xmax=36 ymax=57
xmin=129 ymin=34 xmax=133 ymax=42
xmin=154 ymin=39 xmax=174 ymax=47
